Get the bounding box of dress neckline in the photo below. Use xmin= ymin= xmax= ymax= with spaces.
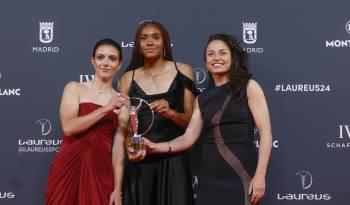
xmin=79 ymin=102 xmax=104 ymax=107
xmin=213 ymin=81 xmax=230 ymax=88
xmin=132 ymin=70 xmax=180 ymax=96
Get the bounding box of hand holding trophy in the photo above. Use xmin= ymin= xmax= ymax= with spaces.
xmin=124 ymin=97 xmax=154 ymax=155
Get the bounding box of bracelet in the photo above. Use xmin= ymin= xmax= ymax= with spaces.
xmin=167 ymin=142 xmax=172 ymax=153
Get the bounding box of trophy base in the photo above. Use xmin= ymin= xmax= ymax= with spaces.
xmin=129 ymin=135 xmax=143 ymax=153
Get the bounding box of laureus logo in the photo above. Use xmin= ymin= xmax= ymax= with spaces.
xmin=35 ymin=118 xmax=52 ymax=136
xmin=18 ymin=118 xmax=61 ymax=153
xmin=295 ymin=170 xmax=312 ymax=190
xmin=277 ymin=170 xmax=331 ymax=201
xmin=193 ymin=68 xmax=206 ymax=85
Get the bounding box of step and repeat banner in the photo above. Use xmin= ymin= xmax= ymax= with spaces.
xmin=1 ymin=0 xmax=349 ymax=204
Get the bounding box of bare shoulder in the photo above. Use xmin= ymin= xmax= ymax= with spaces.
xmin=175 ymin=61 xmax=194 ymax=80
xmin=247 ymin=79 xmax=264 ymax=98
xmin=118 ymin=70 xmax=134 ymax=94
xmin=64 ymin=81 xmax=82 ymax=93
xmin=119 ymin=70 xmax=134 ymax=87
xmin=120 ymin=70 xmax=133 ymax=83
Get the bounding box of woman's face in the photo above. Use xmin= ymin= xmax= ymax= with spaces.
xmin=205 ymin=40 xmax=232 ymax=76
xmin=91 ymin=45 xmax=122 ymax=79
xmin=139 ymin=24 xmax=164 ymax=59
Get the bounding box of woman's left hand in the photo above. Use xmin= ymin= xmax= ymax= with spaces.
xmin=150 ymin=99 xmax=174 ymax=118
xmin=109 ymin=190 xmax=122 ymax=205
xmin=126 ymin=144 xmax=147 ymax=162
xmin=248 ymin=174 xmax=265 ymax=204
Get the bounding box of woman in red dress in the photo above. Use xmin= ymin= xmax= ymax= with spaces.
xmin=45 ymin=39 xmax=128 ymax=205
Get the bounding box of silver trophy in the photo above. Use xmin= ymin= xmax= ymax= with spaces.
xmin=125 ymin=97 xmax=154 ymax=153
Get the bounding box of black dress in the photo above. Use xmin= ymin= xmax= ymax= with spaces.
xmin=197 ymin=83 xmax=258 ymax=205
xmin=122 ymin=62 xmax=196 ymax=205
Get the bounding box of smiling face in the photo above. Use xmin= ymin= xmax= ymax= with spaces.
xmin=91 ymin=45 xmax=122 ymax=80
xmin=205 ymin=39 xmax=232 ymax=77
xmin=139 ymin=24 xmax=164 ymax=59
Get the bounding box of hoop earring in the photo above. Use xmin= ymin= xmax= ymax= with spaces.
xmin=163 ymin=50 xmax=166 ymax=57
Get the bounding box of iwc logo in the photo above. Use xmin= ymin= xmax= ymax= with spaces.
xmin=32 ymin=21 xmax=60 ymax=53
xmin=325 ymin=124 xmax=350 ymax=149
xmin=242 ymin=22 xmax=263 ymax=54
xmin=276 ymin=170 xmax=332 ymax=201
xmin=79 ymin=74 xmax=95 ymax=83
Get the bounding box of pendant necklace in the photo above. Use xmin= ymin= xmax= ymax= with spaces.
xmin=88 ymin=80 xmax=112 ymax=100
xmin=142 ymin=62 xmax=167 ymax=83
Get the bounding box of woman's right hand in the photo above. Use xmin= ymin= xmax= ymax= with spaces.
xmin=109 ymin=190 xmax=122 ymax=205
xmin=142 ymin=137 xmax=155 ymax=152
xmin=105 ymin=92 xmax=128 ymax=113
xmin=125 ymin=138 xmax=151 ymax=162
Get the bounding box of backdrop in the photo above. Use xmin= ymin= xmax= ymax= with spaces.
xmin=1 ymin=0 xmax=349 ymax=204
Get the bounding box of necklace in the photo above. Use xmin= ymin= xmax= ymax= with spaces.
xmin=88 ymin=80 xmax=112 ymax=98
xmin=142 ymin=62 xmax=167 ymax=82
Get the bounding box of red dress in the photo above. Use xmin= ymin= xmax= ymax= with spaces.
xmin=45 ymin=103 xmax=118 ymax=205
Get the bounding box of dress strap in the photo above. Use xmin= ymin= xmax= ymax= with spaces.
xmin=174 ymin=62 xmax=200 ymax=96
xmin=174 ymin=61 xmax=179 ymax=72
xmin=128 ymin=69 xmax=136 ymax=96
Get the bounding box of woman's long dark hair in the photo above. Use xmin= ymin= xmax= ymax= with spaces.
xmin=204 ymin=33 xmax=252 ymax=100
xmin=126 ymin=20 xmax=173 ymax=71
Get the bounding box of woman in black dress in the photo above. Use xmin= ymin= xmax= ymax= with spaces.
xmin=143 ymin=34 xmax=272 ymax=205
xmin=111 ymin=20 xmax=197 ymax=205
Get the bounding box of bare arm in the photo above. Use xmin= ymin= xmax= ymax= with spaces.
xmin=146 ymin=98 xmax=203 ymax=153
xmin=111 ymin=107 xmax=129 ymax=193
xmin=60 ymin=82 xmax=126 ymax=137
xmin=117 ymin=70 xmax=133 ymax=96
xmin=246 ymin=79 xmax=272 ymax=204
xmin=154 ymin=63 xmax=196 ymax=127
xmin=247 ymin=80 xmax=272 ymax=177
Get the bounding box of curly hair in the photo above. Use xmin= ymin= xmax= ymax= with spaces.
xmin=204 ymin=33 xmax=252 ymax=100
